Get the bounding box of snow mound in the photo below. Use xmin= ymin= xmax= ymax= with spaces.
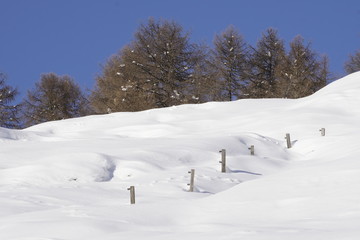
xmin=0 ymin=153 xmax=116 ymax=185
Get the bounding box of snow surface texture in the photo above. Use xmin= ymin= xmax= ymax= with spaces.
xmin=1 ymin=72 xmax=360 ymax=239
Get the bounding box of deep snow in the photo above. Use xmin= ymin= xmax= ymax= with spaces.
xmin=1 ymin=72 xmax=360 ymax=239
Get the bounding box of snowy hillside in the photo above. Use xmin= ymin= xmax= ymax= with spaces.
xmin=1 ymin=72 xmax=360 ymax=240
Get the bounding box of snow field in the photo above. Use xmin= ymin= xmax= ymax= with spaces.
xmin=0 ymin=72 xmax=360 ymax=239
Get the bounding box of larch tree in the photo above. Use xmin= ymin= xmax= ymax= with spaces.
xmin=344 ymin=50 xmax=360 ymax=74
xmin=90 ymin=46 xmax=154 ymax=113
xmin=212 ymin=25 xmax=248 ymax=101
xmin=91 ymin=18 xmax=203 ymax=111
xmin=189 ymin=45 xmax=223 ymax=103
xmin=22 ymin=73 xmax=90 ymax=127
xmin=126 ymin=18 xmax=202 ymax=108
xmin=0 ymin=72 xmax=20 ymax=128
xmin=247 ymin=28 xmax=286 ymax=98
xmin=277 ymin=36 xmax=329 ymax=98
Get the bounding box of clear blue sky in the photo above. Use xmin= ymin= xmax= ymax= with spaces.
xmin=1 ymin=0 xmax=359 ymax=101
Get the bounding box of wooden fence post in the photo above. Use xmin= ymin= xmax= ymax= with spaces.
xmin=187 ymin=169 xmax=195 ymax=192
xmin=319 ymin=128 xmax=325 ymax=136
xmin=219 ymin=149 xmax=226 ymax=173
xmin=248 ymin=145 xmax=255 ymax=155
xmin=285 ymin=133 xmax=291 ymax=148
xmin=127 ymin=186 xmax=135 ymax=204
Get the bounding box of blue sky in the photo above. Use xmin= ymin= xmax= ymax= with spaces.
xmin=0 ymin=0 xmax=359 ymax=101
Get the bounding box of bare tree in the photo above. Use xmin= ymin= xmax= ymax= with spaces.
xmin=344 ymin=49 xmax=360 ymax=74
xmin=91 ymin=18 xmax=204 ymax=111
xmin=22 ymin=73 xmax=90 ymax=127
xmin=247 ymin=28 xmax=286 ymax=98
xmin=277 ymin=36 xmax=329 ymax=98
xmin=90 ymin=46 xmax=154 ymax=113
xmin=212 ymin=25 xmax=248 ymax=101
xmin=316 ymin=55 xmax=331 ymax=91
xmin=189 ymin=45 xmax=223 ymax=103
xmin=0 ymin=72 xmax=20 ymax=128
xmin=127 ymin=18 xmax=203 ymax=107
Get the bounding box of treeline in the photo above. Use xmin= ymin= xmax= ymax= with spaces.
xmin=90 ymin=20 xmax=329 ymax=113
xmin=1 ymin=18 xmax=360 ymax=129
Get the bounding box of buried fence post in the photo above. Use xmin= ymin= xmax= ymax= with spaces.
xmin=219 ymin=149 xmax=226 ymax=173
xmin=127 ymin=186 xmax=135 ymax=204
xmin=285 ymin=133 xmax=292 ymax=149
xmin=248 ymin=145 xmax=255 ymax=155
xmin=319 ymin=128 xmax=325 ymax=136
xmin=188 ymin=169 xmax=195 ymax=192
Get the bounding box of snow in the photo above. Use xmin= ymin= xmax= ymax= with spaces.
xmin=1 ymin=72 xmax=360 ymax=239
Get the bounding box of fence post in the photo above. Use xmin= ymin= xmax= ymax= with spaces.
xmin=319 ymin=128 xmax=325 ymax=136
xmin=187 ymin=169 xmax=195 ymax=192
xmin=127 ymin=186 xmax=135 ymax=204
xmin=219 ymin=149 xmax=226 ymax=173
xmin=285 ymin=133 xmax=291 ymax=148
xmin=248 ymin=145 xmax=255 ymax=155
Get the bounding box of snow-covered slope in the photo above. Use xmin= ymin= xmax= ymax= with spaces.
xmin=1 ymin=72 xmax=360 ymax=239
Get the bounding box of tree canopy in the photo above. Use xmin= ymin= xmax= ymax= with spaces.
xmin=22 ymin=73 xmax=90 ymax=127
xmin=0 ymin=73 xmax=20 ymax=128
